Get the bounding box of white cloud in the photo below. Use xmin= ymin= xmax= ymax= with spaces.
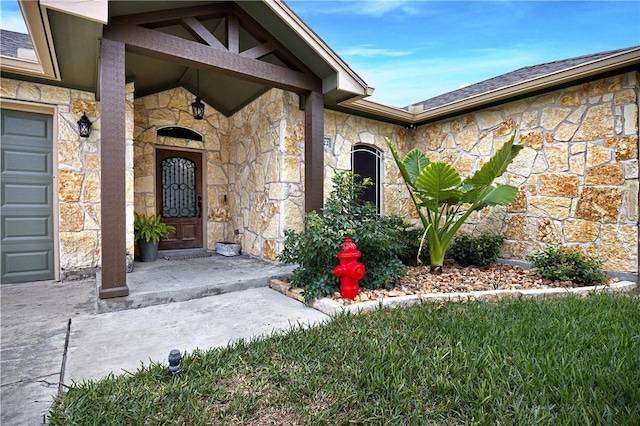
xmin=340 ymin=45 xmax=413 ymax=57
xmin=347 ymin=46 xmax=544 ymax=107
xmin=356 ymin=0 xmax=419 ymax=17
xmin=289 ymin=0 xmax=423 ymax=17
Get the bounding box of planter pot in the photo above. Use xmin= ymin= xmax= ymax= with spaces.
xmin=215 ymin=241 xmax=242 ymax=257
xmin=138 ymin=239 xmax=159 ymax=262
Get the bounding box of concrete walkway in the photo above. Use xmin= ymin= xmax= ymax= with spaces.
xmin=1 ymin=255 xmax=327 ymax=425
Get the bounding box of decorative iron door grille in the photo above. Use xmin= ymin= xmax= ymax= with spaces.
xmin=161 ymin=157 xmax=197 ymax=218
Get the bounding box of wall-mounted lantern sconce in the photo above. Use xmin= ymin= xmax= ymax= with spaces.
xmin=191 ymin=70 xmax=205 ymax=120
xmin=77 ymin=113 xmax=92 ymax=137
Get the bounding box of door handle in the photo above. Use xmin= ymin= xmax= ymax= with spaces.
xmin=197 ymin=196 xmax=202 ymax=218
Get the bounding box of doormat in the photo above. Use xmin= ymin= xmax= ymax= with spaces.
xmin=162 ymin=251 xmax=213 ymax=261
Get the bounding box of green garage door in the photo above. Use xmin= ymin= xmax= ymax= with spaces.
xmin=1 ymin=109 xmax=55 ymax=283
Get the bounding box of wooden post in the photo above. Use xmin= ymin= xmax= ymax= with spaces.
xmin=304 ymin=91 xmax=324 ymax=213
xmin=98 ymin=38 xmax=129 ymax=298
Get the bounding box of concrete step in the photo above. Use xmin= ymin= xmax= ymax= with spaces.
xmin=96 ymin=252 xmax=295 ymax=313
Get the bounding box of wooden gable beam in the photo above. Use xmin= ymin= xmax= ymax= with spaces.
xmin=227 ymin=14 xmax=239 ymax=54
xmin=181 ymin=17 xmax=226 ymax=50
xmin=114 ymin=3 xmax=316 ymax=79
xmin=103 ymin=20 xmax=321 ymax=94
xmin=231 ymin=5 xmax=313 ymax=76
xmin=241 ymin=41 xmax=276 ymax=60
xmin=115 ymin=3 xmax=230 ymax=26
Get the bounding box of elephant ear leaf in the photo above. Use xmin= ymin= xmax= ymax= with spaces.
xmin=415 ymin=162 xmax=462 ymax=207
xmin=465 ymin=131 xmax=523 ymax=187
xmin=386 ymin=137 xmax=431 ymax=187
xmin=476 ymin=184 xmax=520 ymax=210
xmin=403 ymin=149 xmax=430 ymax=185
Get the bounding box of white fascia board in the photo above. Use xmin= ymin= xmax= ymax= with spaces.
xmin=40 ymin=0 xmax=108 ymax=24
xmin=265 ymin=0 xmax=371 ymax=97
xmin=341 ymin=48 xmax=640 ymax=124
xmin=340 ymin=97 xmax=413 ymax=121
xmin=413 ymin=48 xmax=640 ymax=121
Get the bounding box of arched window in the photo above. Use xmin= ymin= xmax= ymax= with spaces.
xmin=351 ymin=144 xmax=383 ymax=214
xmin=157 ymin=126 xmax=203 ymax=142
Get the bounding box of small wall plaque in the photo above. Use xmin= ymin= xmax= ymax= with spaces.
xmin=323 ymin=136 xmax=333 ymax=151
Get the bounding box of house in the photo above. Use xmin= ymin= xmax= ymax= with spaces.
xmin=1 ymin=0 xmax=638 ymax=297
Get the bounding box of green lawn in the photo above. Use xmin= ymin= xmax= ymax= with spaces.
xmin=50 ymin=293 xmax=639 ymax=425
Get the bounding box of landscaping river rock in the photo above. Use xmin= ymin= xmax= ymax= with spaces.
xmin=329 ymin=260 xmax=619 ymax=306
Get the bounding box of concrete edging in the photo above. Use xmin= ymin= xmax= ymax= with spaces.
xmin=270 ymin=279 xmax=638 ymax=316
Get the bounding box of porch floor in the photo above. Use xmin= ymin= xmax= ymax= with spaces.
xmin=97 ymin=250 xmax=296 ymax=313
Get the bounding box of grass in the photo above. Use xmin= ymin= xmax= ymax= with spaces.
xmin=50 ymin=293 xmax=640 ymax=425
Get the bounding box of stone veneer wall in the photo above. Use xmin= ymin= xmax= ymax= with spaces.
xmin=390 ymin=72 xmax=639 ymax=274
xmin=227 ymin=96 xmax=410 ymax=260
xmin=323 ymin=110 xmax=407 ymax=215
xmin=133 ymin=87 xmax=310 ymax=260
xmin=3 ymin=70 xmax=637 ymax=277
xmin=227 ymin=89 xmax=306 ymax=260
xmin=124 ymin=83 xmax=135 ymax=258
xmin=133 ymin=87 xmax=230 ymax=249
xmin=0 ymin=77 xmax=135 ymax=278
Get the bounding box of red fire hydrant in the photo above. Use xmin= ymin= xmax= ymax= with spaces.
xmin=332 ymin=237 xmax=365 ymax=300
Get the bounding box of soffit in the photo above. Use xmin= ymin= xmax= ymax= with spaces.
xmin=12 ymin=0 xmax=630 ymax=127
xmin=6 ymin=0 xmax=371 ymax=117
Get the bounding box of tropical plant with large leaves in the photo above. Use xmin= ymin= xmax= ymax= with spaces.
xmin=386 ymin=131 xmax=523 ymax=271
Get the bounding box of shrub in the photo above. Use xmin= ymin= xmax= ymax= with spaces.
xmin=398 ymin=226 xmax=427 ymax=266
xmin=448 ymin=233 xmax=505 ymax=266
xmin=528 ymin=246 xmax=608 ymax=286
xmin=279 ymin=171 xmax=416 ymax=301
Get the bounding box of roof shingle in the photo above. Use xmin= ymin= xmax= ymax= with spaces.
xmin=408 ymin=46 xmax=640 ymax=111
xmin=1 ymin=29 xmax=33 ymax=58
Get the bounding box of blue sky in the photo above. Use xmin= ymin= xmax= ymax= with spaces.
xmin=0 ymin=0 xmax=24 ymax=32
xmin=287 ymin=1 xmax=640 ymax=106
xmin=2 ymin=0 xmax=639 ymax=107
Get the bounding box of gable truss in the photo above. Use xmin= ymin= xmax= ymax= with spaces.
xmin=105 ymin=3 xmax=320 ymax=93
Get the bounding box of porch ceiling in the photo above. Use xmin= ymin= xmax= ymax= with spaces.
xmin=22 ymin=0 xmax=369 ymax=117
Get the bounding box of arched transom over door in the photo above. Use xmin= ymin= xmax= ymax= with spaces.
xmin=156 ymin=149 xmax=203 ymax=250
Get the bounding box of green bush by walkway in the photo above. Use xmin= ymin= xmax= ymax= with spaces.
xmin=50 ymin=294 xmax=639 ymax=425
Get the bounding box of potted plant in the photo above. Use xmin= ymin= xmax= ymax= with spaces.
xmin=134 ymin=212 xmax=176 ymax=262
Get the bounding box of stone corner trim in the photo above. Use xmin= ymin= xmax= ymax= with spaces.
xmin=303 ymin=281 xmax=638 ymax=316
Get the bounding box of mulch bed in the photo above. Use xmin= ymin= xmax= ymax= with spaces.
xmin=329 ymin=260 xmax=618 ymax=306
